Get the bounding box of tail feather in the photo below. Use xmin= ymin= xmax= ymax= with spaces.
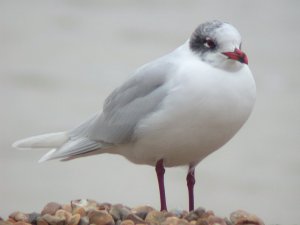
xmin=41 ymin=137 xmax=102 ymax=162
xmin=13 ymin=132 xmax=105 ymax=163
xmin=13 ymin=132 xmax=68 ymax=150
xmin=38 ymin=149 xmax=57 ymax=163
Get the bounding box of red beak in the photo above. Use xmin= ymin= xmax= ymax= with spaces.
xmin=222 ymin=48 xmax=248 ymax=65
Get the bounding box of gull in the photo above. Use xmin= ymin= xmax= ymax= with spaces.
xmin=13 ymin=20 xmax=256 ymax=211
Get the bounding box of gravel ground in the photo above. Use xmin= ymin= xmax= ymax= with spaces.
xmin=0 ymin=199 xmax=265 ymax=225
xmin=1 ymin=1 xmax=300 ymax=224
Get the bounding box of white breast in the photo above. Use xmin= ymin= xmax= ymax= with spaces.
xmin=118 ymin=53 xmax=256 ymax=167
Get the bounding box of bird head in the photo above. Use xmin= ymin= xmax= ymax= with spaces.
xmin=189 ymin=20 xmax=248 ymax=70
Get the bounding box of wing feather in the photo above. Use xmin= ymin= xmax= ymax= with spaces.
xmin=87 ymin=58 xmax=175 ymax=144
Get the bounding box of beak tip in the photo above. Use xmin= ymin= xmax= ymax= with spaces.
xmin=222 ymin=49 xmax=248 ymax=65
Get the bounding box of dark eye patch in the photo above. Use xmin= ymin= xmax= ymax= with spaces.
xmin=189 ymin=21 xmax=222 ymax=54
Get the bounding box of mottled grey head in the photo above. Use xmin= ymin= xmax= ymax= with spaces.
xmin=189 ymin=20 xmax=248 ymax=66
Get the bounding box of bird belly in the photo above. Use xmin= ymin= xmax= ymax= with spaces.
xmin=118 ymin=66 xmax=256 ymax=167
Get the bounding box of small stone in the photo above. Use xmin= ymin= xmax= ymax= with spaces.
xmin=71 ymin=199 xmax=99 ymax=212
xmin=230 ymin=210 xmax=264 ymax=225
xmin=14 ymin=222 xmax=32 ymax=225
xmin=162 ymin=217 xmax=189 ymax=225
xmin=6 ymin=218 xmax=16 ymax=225
xmin=68 ymin=214 xmax=80 ymax=225
xmin=190 ymin=220 xmax=197 ymax=225
xmin=145 ymin=211 xmax=167 ymax=225
xmin=119 ymin=220 xmax=134 ymax=225
xmin=78 ymin=217 xmax=89 ymax=225
xmin=62 ymin=204 xmax=72 ymax=213
xmin=115 ymin=220 xmax=122 ymax=225
xmin=55 ymin=209 xmax=72 ymax=221
xmin=42 ymin=214 xmax=65 ymax=225
xmin=37 ymin=217 xmax=48 ymax=225
xmin=184 ymin=212 xmax=199 ymax=222
xmin=184 ymin=207 xmax=205 ymax=221
xmin=2 ymin=221 xmax=13 ymax=225
xmin=88 ymin=210 xmax=115 ymax=225
xmin=199 ymin=211 xmax=214 ymax=219
xmin=97 ymin=203 xmax=112 ymax=211
xmin=224 ymin=217 xmax=233 ymax=225
xmin=28 ymin=212 xmax=41 ymax=225
xmin=194 ymin=208 xmax=206 ymax=218
xmin=169 ymin=209 xmax=184 ymax=218
xmin=9 ymin=212 xmax=18 ymax=219
xmin=109 ymin=205 xmax=131 ymax=221
xmin=181 ymin=211 xmax=189 ymax=219
xmin=125 ymin=214 xmax=146 ymax=224
xmin=14 ymin=212 xmax=29 ymax=222
xmin=73 ymin=207 xmax=86 ymax=217
xmin=8 ymin=212 xmax=33 ymax=224
xmin=197 ymin=215 xmax=226 ymax=225
xmin=41 ymin=202 xmax=62 ymax=216
xmin=131 ymin=206 xmax=155 ymax=220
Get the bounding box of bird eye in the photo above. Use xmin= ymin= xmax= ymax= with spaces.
xmin=203 ymin=38 xmax=216 ymax=49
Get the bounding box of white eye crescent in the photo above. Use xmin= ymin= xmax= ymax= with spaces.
xmin=203 ymin=38 xmax=216 ymax=49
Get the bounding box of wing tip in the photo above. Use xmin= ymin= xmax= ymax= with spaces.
xmin=38 ymin=149 xmax=57 ymax=163
xmin=12 ymin=139 xmax=30 ymax=150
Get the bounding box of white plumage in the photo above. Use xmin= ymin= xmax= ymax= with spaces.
xmin=14 ymin=20 xmax=255 ymax=167
xmin=13 ymin=20 xmax=256 ymax=211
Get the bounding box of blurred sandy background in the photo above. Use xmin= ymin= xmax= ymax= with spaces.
xmin=1 ymin=0 xmax=299 ymax=224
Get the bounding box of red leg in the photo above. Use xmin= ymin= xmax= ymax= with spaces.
xmin=186 ymin=166 xmax=195 ymax=211
xmin=155 ymin=159 xmax=167 ymax=211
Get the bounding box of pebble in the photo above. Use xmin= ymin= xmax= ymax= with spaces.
xmin=194 ymin=208 xmax=206 ymax=218
xmin=41 ymin=203 xmax=62 ymax=216
xmin=73 ymin=207 xmax=86 ymax=217
xmin=68 ymin=214 xmax=81 ymax=225
xmin=119 ymin=220 xmax=134 ymax=225
xmin=62 ymin=204 xmax=72 ymax=213
xmin=42 ymin=214 xmax=65 ymax=225
xmin=36 ymin=217 xmax=48 ymax=225
xmin=4 ymin=219 xmax=16 ymax=225
xmin=0 ymin=222 xmax=8 ymax=225
xmin=78 ymin=217 xmax=89 ymax=225
xmin=230 ymin=210 xmax=264 ymax=225
xmin=55 ymin=209 xmax=72 ymax=222
xmin=2 ymin=200 xmax=265 ymax=225
xmin=6 ymin=218 xmax=16 ymax=225
xmin=71 ymin=199 xmax=98 ymax=212
xmin=125 ymin=214 xmax=146 ymax=224
xmin=145 ymin=211 xmax=168 ymax=225
xmin=197 ymin=215 xmax=227 ymax=225
xmin=184 ymin=211 xmax=199 ymax=221
xmin=14 ymin=212 xmax=29 ymax=222
xmin=224 ymin=217 xmax=233 ymax=225
xmin=98 ymin=203 xmax=112 ymax=212
xmin=88 ymin=210 xmax=115 ymax=225
xmin=131 ymin=206 xmax=155 ymax=220
xmin=200 ymin=210 xmax=214 ymax=219
xmin=27 ymin=212 xmax=40 ymax=225
xmin=14 ymin=222 xmax=32 ymax=225
xmin=8 ymin=212 xmax=27 ymax=223
xmin=169 ymin=209 xmax=184 ymax=218
xmin=162 ymin=217 xmax=189 ymax=225
xmin=109 ymin=204 xmax=131 ymax=221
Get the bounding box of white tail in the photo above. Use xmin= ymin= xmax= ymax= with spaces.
xmin=13 ymin=132 xmax=103 ymax=162
xmin=13 ymin=132 xmax=68 ymax=150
